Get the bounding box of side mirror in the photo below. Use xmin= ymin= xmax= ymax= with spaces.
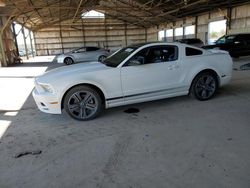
xmin=128 ymin=60 xmax=142 ymax=66
xmin=73 ymin=50 xmax=78 ymax=53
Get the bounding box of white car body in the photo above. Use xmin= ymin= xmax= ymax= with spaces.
xmin=33 ymin=43 xmax=232 ymax=115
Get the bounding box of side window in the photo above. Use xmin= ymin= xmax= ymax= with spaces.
xmin=86 ymin=47 xmax=99 ymax=51
xmin=126 ymin=48 xmax=148 ymax=66
xmin=126 ymin=46 xmax=178 ymax=66
xmin=186 ymin=47 xmax=203 ymax=56
xmin=146 ymin=47 xmax=164 ymax=64
xmin=161 ymin=46 xmax=178 ymax=61
xmin=77 ymin=47 xmax=86 ymax=53
xmin=216 ymin=36 xmax=225 ymax=44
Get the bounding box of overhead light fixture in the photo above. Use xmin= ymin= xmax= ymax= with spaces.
xmin=0 ymin=0 xmax=6 ymax=7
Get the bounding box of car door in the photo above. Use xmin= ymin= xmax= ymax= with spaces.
xmin=234 ymin=35 xmax=250 ymax=56
xmin=85 ymin=47 xmax=100 ymax=61
xmin=246 ymin=34 xmax=250 ymax=55
xmin=73 ymin=47 xmax=87 ymax=62
xmin=120 ymin=45 xmax=184 ymax=102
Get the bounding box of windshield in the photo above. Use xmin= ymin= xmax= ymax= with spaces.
xmin=103 ymin=47 xmax=137 ymax=67
xmin=215 ymin=35 xmax=236 ymax=44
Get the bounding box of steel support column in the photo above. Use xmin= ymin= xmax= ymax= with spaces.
xmin=21 ymin=26 xmax=29 ymax=60
xmin=0 ymin=15 xmax=13 ymax=66
xmin=29 ymin=31 xmax=34 ymax=57
xmin=124 ymin=23 xmax=127 ymax=46
xmin=12 ymin=23 xmax=19 ymax=56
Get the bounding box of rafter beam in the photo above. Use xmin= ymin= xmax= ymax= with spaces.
xmin=101 ymin=11 xmax=146 ymax=28
xmin=72 ymin=0 xmax=84 ymax=24
xmin=28 ymin=0 xmax=46 ymax=25
xmin=7 ymin=0 xmax=37 ymax=26
xmin=102 ymin=1 xmax=157 ymax=26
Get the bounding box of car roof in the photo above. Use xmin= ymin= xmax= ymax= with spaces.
xmin=127 ymin=42 xmax=160 ymax=48
xmin=77 ymin=46 xmax=100 ymax=48
xmin=126 ymin=42 xmax=208 ymax=54
xmin=127 ymin=41 xmax=180 ymax=48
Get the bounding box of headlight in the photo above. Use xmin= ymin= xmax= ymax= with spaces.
xmin=38 ymin=83 xmax=54 ymax=93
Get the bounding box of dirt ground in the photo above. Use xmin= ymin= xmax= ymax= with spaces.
xmin=0 ymin=57 xmax=250 ymax=188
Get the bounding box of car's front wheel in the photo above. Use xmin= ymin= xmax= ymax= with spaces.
xmin=64 ymin=86 xmax=102 ymax=120
xmin=190 ymin=72 xmax=218 ymax=101
xmin=64 ymin=57 xmax=74 ymax=65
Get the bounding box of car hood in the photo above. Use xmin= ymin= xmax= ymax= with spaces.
xmin=36 ymin=61 xmax=110 ymax=83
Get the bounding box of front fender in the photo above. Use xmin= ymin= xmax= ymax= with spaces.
xmin=58 ymin=80 xmax=108 ymax=107
xmin=65 ymin=55 xmax=76 ymax=63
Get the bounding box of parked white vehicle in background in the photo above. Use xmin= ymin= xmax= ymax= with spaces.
xmin=56 ymin=46 xmax=110 ymax=65
xmin=33 ymin=42 xmax=233 ymax=120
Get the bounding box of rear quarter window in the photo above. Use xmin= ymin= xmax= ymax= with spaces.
xmin=186 ymin=47 xmax=203 ymax=56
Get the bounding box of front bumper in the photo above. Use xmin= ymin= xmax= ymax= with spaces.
xmin=56 ymin=55 xmax=65 ymax=63
xmin=32 ymin=88 xmax=62 ymax=114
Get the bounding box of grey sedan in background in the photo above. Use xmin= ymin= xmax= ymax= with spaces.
xmin=56 ymin=46 xmax=110 ymax=65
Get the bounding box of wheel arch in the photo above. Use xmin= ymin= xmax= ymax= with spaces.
xmin=61 ymin=83 xmax=106 ymax=109
xmin=63 ymin=55 xmax=76 ymax=63
xmin=189 ymin=68 xmax=220 ymax=91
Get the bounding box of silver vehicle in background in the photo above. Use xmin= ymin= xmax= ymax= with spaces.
xmin=56 ymin=46 xmax=110 ymax=65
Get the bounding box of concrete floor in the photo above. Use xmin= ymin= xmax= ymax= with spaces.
xmin=0 ymin=57 xmax=250 ymax=188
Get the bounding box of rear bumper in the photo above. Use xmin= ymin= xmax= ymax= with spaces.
xmin=220 ymin=75 xmax=232 ymax=86
xmin=32 ymin=88 xmax=61 ymax=114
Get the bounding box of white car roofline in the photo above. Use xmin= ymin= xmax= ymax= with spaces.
xmin=117 ymin=42 xmax=208 ymax=67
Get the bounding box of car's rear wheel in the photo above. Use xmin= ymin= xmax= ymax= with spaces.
xmin=190 ymin=72 xmax=218 ymax=101
xmin=98 ymin=55 xmax=107 ymax=63
xmin=64 ymin=86 xmax=102 ymax=120
xmin=64 ymin=57 xmax=74 ymax=65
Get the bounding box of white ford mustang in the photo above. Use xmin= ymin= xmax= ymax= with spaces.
xmin=33 ymin=42 xmax=232 ymax=120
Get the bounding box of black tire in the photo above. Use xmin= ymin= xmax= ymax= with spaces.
xmin=64 ymin=57 xmax=74 ymax=65
xmin=190 ymin=72 xmax=218 ymax=101
xmin=98 ymin=55 xmax=107 ymax=63
xmin=64 ymin=86 xmax=103 ymax=121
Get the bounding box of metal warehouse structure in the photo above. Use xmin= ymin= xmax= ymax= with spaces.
xmin=0 ymin=0 xmax=250 ymax=66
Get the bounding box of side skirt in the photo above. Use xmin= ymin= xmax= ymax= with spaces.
xmin=106 ymin=87 xmax=189 ymax=108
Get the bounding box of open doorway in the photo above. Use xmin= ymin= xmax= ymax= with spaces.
xmin=208 ymin=20 xmax=227 ymax=44
xmin=13 ymin=23 xmax=35 ymax=59
xmin=158 ymin=30 xmax=165 ymax=41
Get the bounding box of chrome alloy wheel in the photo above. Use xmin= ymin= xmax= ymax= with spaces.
xmin=194 ymin=74 xmax=216 ymax=100
xmin=67 ymin=91 xmax=98 ymax=120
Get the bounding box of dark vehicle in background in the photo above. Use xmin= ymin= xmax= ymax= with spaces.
xmin=202 ymin=33 xmax=250 ymax=58
xmin=176 ymin=38 xmax=204 ymax=47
